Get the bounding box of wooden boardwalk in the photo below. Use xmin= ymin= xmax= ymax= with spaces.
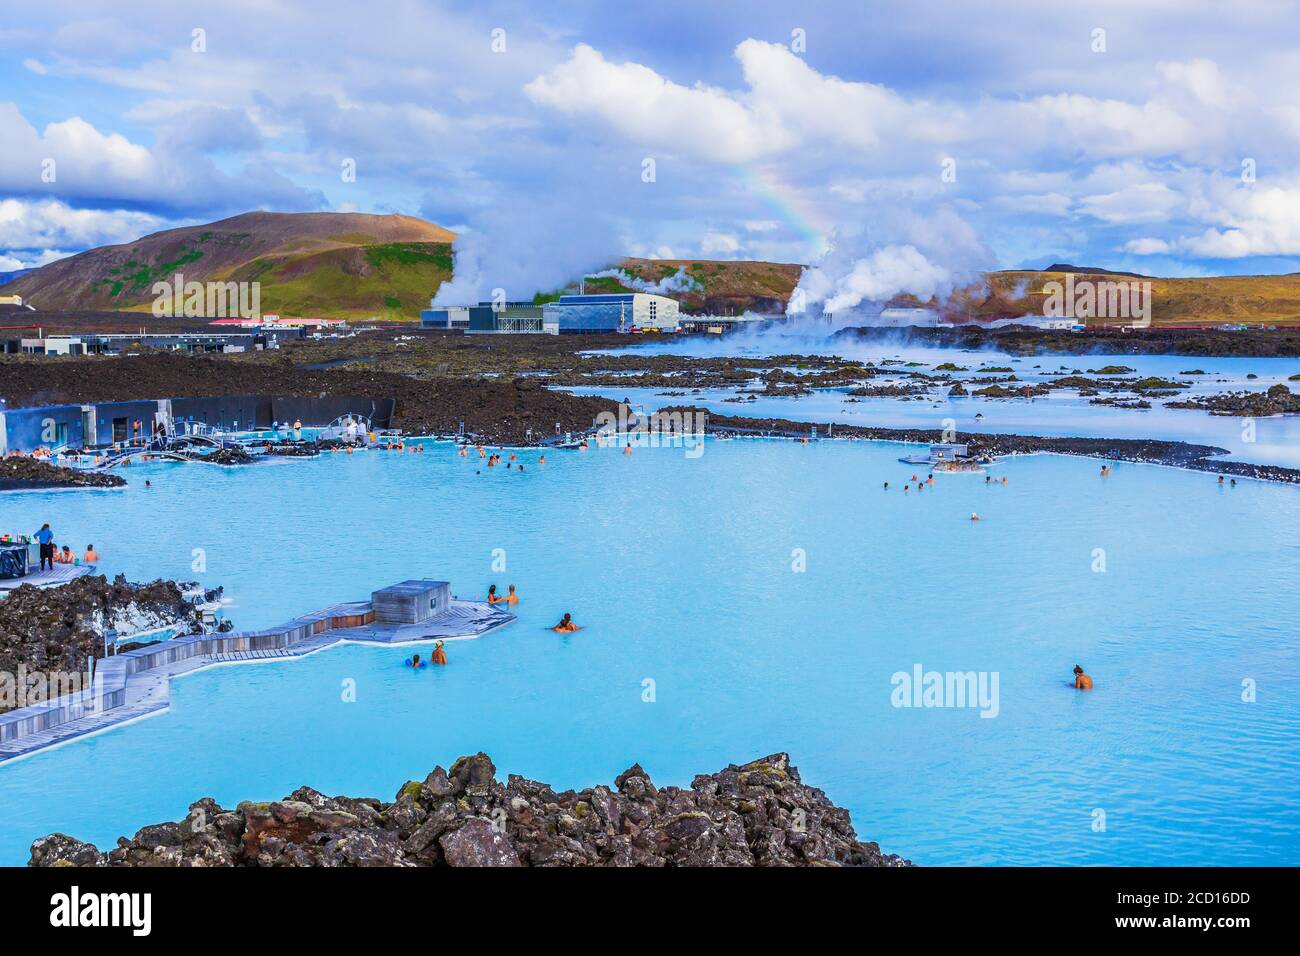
xmin=0 ymin=586 xmax=515 ymax=763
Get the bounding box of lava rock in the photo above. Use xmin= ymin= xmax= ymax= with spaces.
xmin=29 ymin=752 xmax=911 ymax=868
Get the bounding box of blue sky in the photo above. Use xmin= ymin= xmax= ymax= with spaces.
xmin=2 ymin=0 xmax=1299 ymax=302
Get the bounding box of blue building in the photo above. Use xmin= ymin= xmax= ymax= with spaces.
xmin=542 ymin=293 xmax=680 ymax=333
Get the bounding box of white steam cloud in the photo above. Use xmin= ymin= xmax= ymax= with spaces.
xmin=788 ymin=207 xmax=994 ymax=325
xmin=432 ymin=200 xmax=618 ymax=306
xmin=586 ymin=267 xmax=701 ymax=295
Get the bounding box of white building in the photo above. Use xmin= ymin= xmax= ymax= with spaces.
xmin=542 ymin=293 xmax=681 ymax=333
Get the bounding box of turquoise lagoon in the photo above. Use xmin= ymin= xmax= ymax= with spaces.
xmin=576 ymin=339 xmax=1300 ymax=468
xmin=1 ymin=436 xmax=1298 ymax=865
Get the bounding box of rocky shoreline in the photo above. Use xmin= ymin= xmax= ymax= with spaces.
xmin=0 ymin=458 xmax=125 ymax=490
xmin=669 ymin=408 xmax=1300 ymax=483
xmin=28 ymin=751 xmax=909 ymax=867
xmin=1167 ymin=383 xmax=1300 ymax=417
xmin=834 ymin=324 xmax=1300 ymax=357
xmin=0 ymin=575 xmax=220 ymax=714
xmin=0 ymin=352 xmax=617 ymax=446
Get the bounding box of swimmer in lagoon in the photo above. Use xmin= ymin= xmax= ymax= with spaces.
xmin=552 ymin=613 xmax=582 ymax=633
xmin=1073 ymin=664 xmax=1093 ymax=690
xmin=407 ymin=654 xmax=425 ymax=669
xmin=431 ymin=641 xmax=448 ymax=665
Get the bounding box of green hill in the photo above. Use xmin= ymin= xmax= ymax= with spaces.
xmin=11 ymin=211 xmax=1300 ymax=325
xmin=7 ymin=211 xmax=457 ymax=321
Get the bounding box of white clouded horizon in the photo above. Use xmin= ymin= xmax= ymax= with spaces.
xmin=3 ymin=0 xmax=1300 ymax=292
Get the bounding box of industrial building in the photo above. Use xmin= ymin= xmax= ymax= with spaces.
xmin=0 ymin=394 xmax=396 ymax=455
xmin=542 ymin=293 xmax=680 ymax=333
xmin=421 ymin=292 xmax=682 ymax=335
xmin=420 ymin=305 xmax=472 ymax=330
xmin=421 ymin=302 xmax=556 ymax=334
xmin=2 ymin=327 xmax=305 ymax=355
xmin=678 ymin=314 xmax=771 ymax=334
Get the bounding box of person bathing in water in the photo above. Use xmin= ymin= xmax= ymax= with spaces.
xmin=1073 ymin=664 xmax=1093 ymax=690
xmin=487 ymin=585 xmax=503 ymax=604
xmin=505 ymin=584 xmax=519 ymax=605
xmin=431 ymin=641 xmax=448 ymax=665
xmin=552 ymin=613 xmax=582 ymax=633
xmin=407 ymin=653 xmax=425 ymax=669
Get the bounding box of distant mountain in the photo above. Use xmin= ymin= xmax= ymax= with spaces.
xmin=931 ymin=270 xmax=1300 ymax=326
xmin=9 ymin=211 xmax=1300 ymax=325
xmin=6 ymin=211 xmax=457 ymax=320
xmin=0 ymin=268 xmax=35 ymax=287
xmin=1040 ymin=263 xmax=1151 ymax=279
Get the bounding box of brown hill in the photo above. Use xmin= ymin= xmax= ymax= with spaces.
xmin=11 ymin=211 xmax=1300 ymax=326
xmin=931 ymin=269 xmax=1300 ymax=326
xmin=606 ymin=257 xmax=803 ymax=314
xmin=7 ymin=211 xmax=456 ymax=320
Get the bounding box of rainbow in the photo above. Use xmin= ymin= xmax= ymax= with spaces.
xmin=732 ymin=165 xmax=833 ymax=258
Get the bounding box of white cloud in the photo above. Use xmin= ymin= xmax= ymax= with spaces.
xmin=524 ymin=44 xmax=789 ymax=164
xmin=0 ymin=101 xmax=320 ymax=215
xmin=1078 ymin=182 xmax=1182 ymax=224
xmin=1009 ymin=94 xmax=1197 ymax=158
xmin=700 ymin=231 xmax=741 ymax=255
xmin=0 ymin=103 xmax=154 ymax=194
xmin=0 ymin=198 xmax=166 ymax=251
xmin=994 ymin=193 xmax=1074 ymax=216
xmin=1123 ymin=238 xmax=1172 ymax=255
xmin=1158 ymin=59 xmax=1231 ymax=109
xmin=1178 ymin=184 xmax=1300 ymax=257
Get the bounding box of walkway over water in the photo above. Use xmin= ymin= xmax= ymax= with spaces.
xmin=0 ymin=580 xmax=515 ymax=763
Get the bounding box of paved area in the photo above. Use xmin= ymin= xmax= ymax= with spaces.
xmin=0 ymin=564 xmax=94 ymax=592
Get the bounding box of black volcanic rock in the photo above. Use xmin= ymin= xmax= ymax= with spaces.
xmin=29 ymin=752 xmax=910 ymax=868
xmin=0 ymin=575 xmax=208 ymax=713
xmin=0 ymin=457 xmax=124 ymax=490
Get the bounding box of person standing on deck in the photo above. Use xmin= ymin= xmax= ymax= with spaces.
xmin=34 ymin=524 xmax=54 ymax=571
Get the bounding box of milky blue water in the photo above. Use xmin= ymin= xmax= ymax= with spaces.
xmin=2 ymin=439 xmax=1299 ymax=866
xmin=578 ymin=338 xmax=1300 ymax=467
